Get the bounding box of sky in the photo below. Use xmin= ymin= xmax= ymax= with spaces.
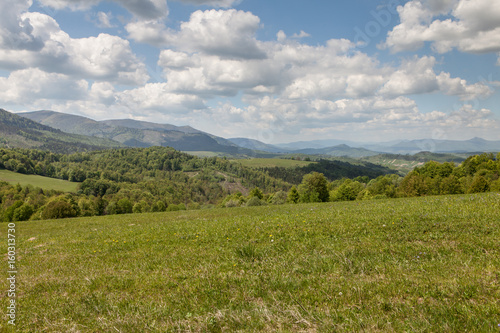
xmin=0 ymin=0 xmax=499 ymax=144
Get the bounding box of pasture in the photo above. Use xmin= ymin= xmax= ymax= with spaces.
xmin=1 ymin=193 xmax=499 ymax=332
xmin=0 ymin=169 xmax=78 ymax=193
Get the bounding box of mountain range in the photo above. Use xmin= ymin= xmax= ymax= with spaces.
xmin=19 ymin=110 xmax=262 ymax=156
xmin=0 ymin=108 xmax=123 ymax=153
xmin=1 ymin=108 xmax=499 ymax=156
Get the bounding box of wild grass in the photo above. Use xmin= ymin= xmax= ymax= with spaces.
xmin=0 ymin=169 xmax=78 ymax=193
xmin=1 ymin=193 xmax=499 ymax=332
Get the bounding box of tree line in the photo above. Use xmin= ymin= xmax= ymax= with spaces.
xmin=221 ymin=153 xmax=500 ymax=207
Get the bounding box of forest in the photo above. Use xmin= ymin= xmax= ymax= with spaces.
xmin=0 ymin=147 xmax=499 ymax=222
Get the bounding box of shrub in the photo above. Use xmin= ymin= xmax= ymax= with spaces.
xmin=12 ymin=204 xmax=34 ymax=221
xmin=42 ymin=201 xmax=77 ymax=220
xmin=270 ymin=191 xmax=287 ymax=205
xmin=246 ymin=196 xmax=264 ymax=207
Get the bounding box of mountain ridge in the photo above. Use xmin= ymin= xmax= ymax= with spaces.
xmin=14 ymin=109 xmax=500 ymax=156
xmin=19 ymin=110 xmax=259 ymax=155
xmin=0 ymin=108 xmax=123 ymax=153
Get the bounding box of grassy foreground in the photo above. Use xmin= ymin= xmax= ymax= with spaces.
xmin=2 ymin=193 xmax=500 ymax=332
xmin=0 ymin=169 xmax=78 ymax=193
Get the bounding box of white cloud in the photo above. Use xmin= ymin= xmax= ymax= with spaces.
xmin=116 ymin=83 xmax=207 ymax=113
xmin=38 ymin=0 xmax=169 ymax=19
xmin=0 ymin=0 xmax=44 ymax=51
xmin=379 ymin=56 xmax=492 ymax=100
xmin=0 ymin=68 xmax=88 ymax=103
xmin=128 ymin=9 xmax=266 ymax=59
xmin=126 ymin=20 xmax=170 ymax=46
xmin=96 ymin=12 xmax=115 ymax=28
xmin=384 ymin=0 xmax=500 ymax=57
xmin=291 ymin=30 xmax=311 ymax=39
xmin=0 ymin=12 xmax=149 ymax=85
xmin=173 ymin=0 xmax=240 ymax=7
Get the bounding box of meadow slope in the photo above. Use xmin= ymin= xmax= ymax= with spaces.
xmin=1 ymin=193 xmax=500 ymax=332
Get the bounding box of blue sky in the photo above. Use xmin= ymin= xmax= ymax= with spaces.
xmin=1 ymin=0 xmax=499 ymax=143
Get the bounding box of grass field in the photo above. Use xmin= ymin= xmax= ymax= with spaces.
xmin=236 ymin=158 xmax=315 ymax=168
xmin=0 ymin=169 xmax=78 ymax=192
xmin=1 ymin=193 xmax=500 ymax=332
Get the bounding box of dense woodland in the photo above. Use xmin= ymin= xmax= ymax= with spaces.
xmin=260 ymin=159 xmax=393 ymax=185
xmin=0 ymin=147 xmax=499 ymax=222
xmin=0 ymin=147 xmax=290 ymax=221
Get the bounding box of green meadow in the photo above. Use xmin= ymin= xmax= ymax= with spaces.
xmin=0 ymin=169 xmax=78 ymax=193
xmin=2 ymin=193 xmax=500 ymax=332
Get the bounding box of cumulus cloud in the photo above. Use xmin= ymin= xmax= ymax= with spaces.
xmin=158 ymin=50 xmax=284 ymax=96
xmin=379 ymin=56 xmax=492 ymax=100
xmin=383 ymin=0 xmax=500 ymax=57
xmin=0 ymin=0 xmax=44 ymax=51
xmin=38 ymin=0 xmax=169 ymax=19
xmin=0 ymin=68 xmax=88 ymax=103
xmin=128 ymin=9 xmax=266 ymax=59
xmin=173 ymin=0 xmax=240 ymax=7
xmin=0 ymin=12 xmax=149 ymax=85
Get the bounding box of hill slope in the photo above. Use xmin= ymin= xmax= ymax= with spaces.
xmin=9 ymin=193 xmax=500 ymax=332
xmin=293 ymin=144 xmax=380 ymax=158
xmin=19 ymin=110 xmax=258 ymax=154
xmin=0 ymin=108 xmax=123 ymax=153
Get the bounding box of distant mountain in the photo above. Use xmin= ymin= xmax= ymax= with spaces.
xmin=275 ymin=137 xmax=500 ymax=155
xmin=229 ymin=138 xmax=287 ymax=153
xmin=0 ymin=108 xmax=123 ymax=153
xmin=19 ymin=110 xmax=259 ymax=155
xmin=365 ymin=137 xmax=500 ymax=154
xmin=275 ymin=139 xmax=361 ymax=150
xmin=293 ymin=144 xmax=380 ymax=158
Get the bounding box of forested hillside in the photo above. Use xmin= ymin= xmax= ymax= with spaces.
xmin=0 ymin=109 xmax=123 ymax=153
xmin=0 ymin=147 xmax=290 ymax=221
xmin=260 ymin=159 xmax=394 ymax=184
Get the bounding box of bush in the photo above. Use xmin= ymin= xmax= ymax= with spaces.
xmin=270 ymin=191 xmax=287 ymax=205
xmin=12 ymin=204 xmax=34 ymax=221
xmin=225 ymin=199 xmax=240 ymax=208
xmin=116 ymin=198 xmax=133 ymax=214
xmin=42 ymin=201 xmax=77 ymax=220
xmin=298 ymin=172 xmax=329 ymax=203
xmin=3 ymin=200 xmax=24 ymax=222
xmin=246 ymin=196 xmax=264 ymax=207
xmin=287 ymin=186 xmax=300 ymax=203
xmin=467 ymin=175 xmax=490 ymax=194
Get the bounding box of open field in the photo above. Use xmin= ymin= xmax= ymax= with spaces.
xmin=236 ymin=158 xmax=315 ymax=168
xmin=0 ymin=169 xmax=78 ymax=193
xmin=1 ymin=193 xmax=500 ymax=332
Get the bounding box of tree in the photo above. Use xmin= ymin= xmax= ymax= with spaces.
xmin=116 ymin=198 xmax=133 ymax=214
xmin=12 ymin=203 xmax=34 ymax=221
xmin=287 ymin=186 xmax=300 ymax=203
xmin=330 ymin=179 xmax=363 ymax=202
xmin=467 ymin=175 xmax=490 ymax=194
xmin=42 ymin=201 xmax=77 ymax=220
xmin=246 ymin=196 xmax=264 ymax=207
xmin=249 ymin=187 xmax=264 ymax=200
xmin=270 ymin=191 xmax=287 ymax=205
xmin=298 ymin=172 xmax=329 ymax=203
